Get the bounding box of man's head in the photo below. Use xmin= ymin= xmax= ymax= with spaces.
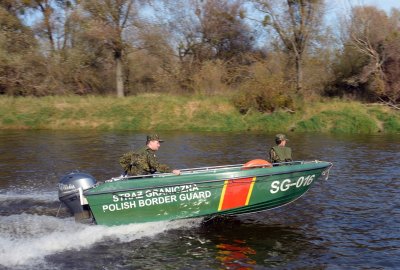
xmin=275 ymin=134 xmax=288 ymax=145
xmin=146 ymin=134 xmax=164 ymax=151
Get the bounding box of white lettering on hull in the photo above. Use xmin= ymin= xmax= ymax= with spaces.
xmin=102 ymin=201 xmax=137 ymax=212
xmin=269 ymin=174 xmax=316 ymax=194
xmin=102 ymin=184 xmax=210 ymax=212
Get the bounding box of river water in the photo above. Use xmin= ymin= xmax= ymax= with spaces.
xmin=0 ymin=130 xmax=399 ymax=269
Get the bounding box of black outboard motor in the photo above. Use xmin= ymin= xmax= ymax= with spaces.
xmin=58 ymin=172 xmax=97 ymax=222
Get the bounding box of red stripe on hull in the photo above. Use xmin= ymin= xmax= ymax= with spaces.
xmin=219 ymin=177 xmax=254 ymax=211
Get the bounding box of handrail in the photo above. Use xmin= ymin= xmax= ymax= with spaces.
xmin=104 ymin=160 xmax=328 ymax=183
xmin=87 ymin=160 xmax=333 ymax=196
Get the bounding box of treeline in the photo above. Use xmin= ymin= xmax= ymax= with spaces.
xmin=0 ymin=0 xmax=399 ymax=112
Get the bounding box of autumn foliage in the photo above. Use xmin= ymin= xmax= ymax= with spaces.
xmin=0 ymin=0 xmax=399 ymax=109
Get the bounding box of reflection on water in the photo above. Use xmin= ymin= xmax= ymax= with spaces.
xmin=216 ymin=241 xmax=257 ymax=270
xmin=198 ymin=216 xmax=328 ymax=269
xmin=0 ymin=130 xmax=399 ymax=269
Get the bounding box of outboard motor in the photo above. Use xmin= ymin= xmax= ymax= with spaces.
xmin=58 ymin=172 xmax=97 ymax=222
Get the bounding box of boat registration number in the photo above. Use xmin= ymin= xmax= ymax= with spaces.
xmin=270 ymin=174 xmax=315 ymax=194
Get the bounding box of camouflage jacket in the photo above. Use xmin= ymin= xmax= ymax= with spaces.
xmin=269 ymin=146 xmax=292 ymax=163
xmin=128 ymin=145 xmax=172 ymax=175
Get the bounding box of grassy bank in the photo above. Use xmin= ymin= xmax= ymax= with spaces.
xmin=0 ymin=94 xmax=399 ymax=133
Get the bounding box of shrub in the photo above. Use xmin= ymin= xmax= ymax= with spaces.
xmin=232 ymin=72 xmax=293 ymax=114
xmin=191 ymin=60 xmax=229 ymax=94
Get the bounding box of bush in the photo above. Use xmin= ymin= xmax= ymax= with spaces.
xmin=191 ymin=60 xmax=229 ymax=94
xmin=232 ymin=72 xmax=293 ymax=114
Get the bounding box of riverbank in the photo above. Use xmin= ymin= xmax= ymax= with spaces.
xmin=0 ymin=94 xmax=399 ymax=133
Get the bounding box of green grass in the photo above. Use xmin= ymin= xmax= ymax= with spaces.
xmin=0 ymin=94 xmax=399 ymax=133
xmin=296 ymin=109 xmax=379 ymax=133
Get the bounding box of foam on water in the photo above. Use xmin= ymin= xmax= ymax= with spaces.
xmin=0 ymin=213 xmax=202 ymax=268
xmin=0 ymin=190 xmax=57 ymax=203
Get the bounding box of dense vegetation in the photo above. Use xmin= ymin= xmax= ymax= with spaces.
xmin=0 ymin=0 xmax=399 ymax=129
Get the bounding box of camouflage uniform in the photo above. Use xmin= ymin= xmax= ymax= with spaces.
xmin=127 ymin=134 xmax=172 ymax=175
xmin=269 ymin=146 xmax=292 ymax=163
xmin=269 ymin=134 xmax=292 ymax=163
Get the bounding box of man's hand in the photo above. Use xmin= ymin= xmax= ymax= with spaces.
xmin=172 ymin=169 xmax=181 ymax=175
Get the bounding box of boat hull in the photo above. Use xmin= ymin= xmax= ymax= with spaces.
xmin=85 ymin=161 xmax=331 ymax=226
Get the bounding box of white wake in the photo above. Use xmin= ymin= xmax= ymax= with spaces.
xmin=0 ymin=213 xmax=201 ymax=268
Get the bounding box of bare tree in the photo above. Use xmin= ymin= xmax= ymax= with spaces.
xmin=340 ymin=6 xmax=400 ymax=104
xmin=199 ymin=0 xmax=254 ymax=62
xmin=20 ymin=0 xmax=72 ymax=53
xmin=82 ymin=0 xmax=141 ymax=97
xmin=251 ymin=0 xmax=325 ymax=94
xmin=150 ymin=0 xmax=254 ymax=91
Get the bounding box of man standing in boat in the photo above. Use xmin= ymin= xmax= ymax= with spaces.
xmin=269 ymin=134 xmax=292 ymax=164
xmin=120 ymin=134 xmax=181 ymax=176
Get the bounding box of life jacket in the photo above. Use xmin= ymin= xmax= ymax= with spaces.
xmin=272 ymin=146 xmax=292 ymax=162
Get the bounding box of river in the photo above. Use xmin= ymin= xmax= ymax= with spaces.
xmin=0 ymin=130 xmax=399 ymax=269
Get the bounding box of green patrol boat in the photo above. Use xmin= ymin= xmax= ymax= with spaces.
xmin=58 ymin=160 xmax=332 ymax=226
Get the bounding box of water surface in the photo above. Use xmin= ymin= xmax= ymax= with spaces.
xmin=0 ymin=131 xmax=399 ymax=269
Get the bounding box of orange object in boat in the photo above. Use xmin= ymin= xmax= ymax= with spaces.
xmin=242 ymin=159 xmax=272 ymax=170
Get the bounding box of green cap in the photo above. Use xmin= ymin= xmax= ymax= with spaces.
xmin=146 ymin=134 xmax=164 ymax=142
xmin=275 ymin=134 xmax=289 ymax=141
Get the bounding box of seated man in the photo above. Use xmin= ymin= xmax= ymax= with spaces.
xmin=120 ymin=134 xmax=180 ymax=176
xmin=269 ymin=134 xmax=292 ymax=164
